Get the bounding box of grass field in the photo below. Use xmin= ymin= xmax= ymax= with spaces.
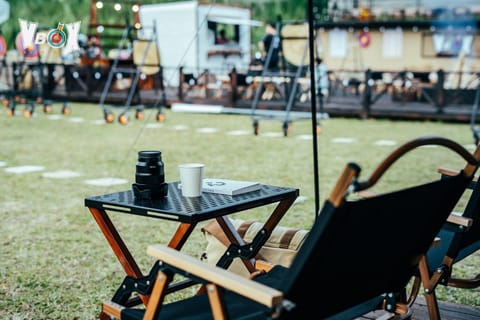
xmin=1 ymin=102 xmax=479 ymax=319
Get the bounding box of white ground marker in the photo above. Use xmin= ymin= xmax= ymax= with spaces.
xmin=4 ymin=165 xmax=45 ymax=173
xmin=42 ymin=170 xmax=82 ymax=179
xmin=296 ymin=134 xmax=313 ymax=140
xmin=172 ymin=125 xmax=189 ymax=131
xmin=226 ymin=130 xmax=250 ymax=136
xmin=197 ymin=127 xmax=218 ymax=133
xmin=332 ymin=137 xmax=355 ymax=143
xmin=145 ymin=123 xmax=164 ymax=129
xmin=374 ymin=140 xmax=397 ymax=146
xmin=262 ymin=132 xmax=283 ymax=138
xmin=84 ymin=177 xmax=128 ymax=186
xmin=68 ymin=117 xmax=84 ymax=123
xmin=47 ymin=114 xmax=63 ymax=120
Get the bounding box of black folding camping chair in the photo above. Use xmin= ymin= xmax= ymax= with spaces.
xmin=96 ymin=136 xmax=480 ymax=320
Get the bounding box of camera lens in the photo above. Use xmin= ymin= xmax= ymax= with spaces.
xmin=132 ymin=150 xmax=168 ymax=199
xmin=135 ymin=150 xmax=165 ymax=184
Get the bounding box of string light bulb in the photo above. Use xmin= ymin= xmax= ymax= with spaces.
xmin=114 ymin=3 xmax=122 ymax=11
xmin=96 ymin=1 xmax=103 ymax=9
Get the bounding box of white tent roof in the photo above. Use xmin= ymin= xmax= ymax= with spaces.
xmin=207 ymin=15 xmax=263 ymax=27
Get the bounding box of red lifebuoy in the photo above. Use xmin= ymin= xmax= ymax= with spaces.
xmin=358 ymin=31 xmax=371 ymax=48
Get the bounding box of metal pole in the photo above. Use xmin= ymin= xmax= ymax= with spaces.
xmin=308 ymin=0 xmax=320 ymax=218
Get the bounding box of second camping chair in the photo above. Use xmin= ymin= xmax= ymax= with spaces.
xmin=407 ymin=165 xmax=480 ymax=320
xmin=99 ymin=136 xmax=480 ymax=320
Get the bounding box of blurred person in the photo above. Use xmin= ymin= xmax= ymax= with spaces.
xmin=216 ymin=29 xmax=229 ymax=44
xmin=315 ymin=57 xmax=329 ymax=113
xmin=258 ymin=22 xmax=281 ymax=72
xmin=315 ymin=57 xmax=329 ymax=98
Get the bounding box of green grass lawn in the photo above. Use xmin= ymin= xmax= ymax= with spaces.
xmin=1 ymin=102 xmax=479 ymax=319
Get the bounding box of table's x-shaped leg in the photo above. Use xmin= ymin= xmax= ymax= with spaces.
xmin=89 ymin=207 xmax=197 ymax=306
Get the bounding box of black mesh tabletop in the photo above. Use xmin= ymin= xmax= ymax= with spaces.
xmin=85 ymin=181 xmax=299 ymax=223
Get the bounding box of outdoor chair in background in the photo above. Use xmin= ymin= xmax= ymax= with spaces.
xmin=406 ymin=166 xmax=480 ymax=320
xmin=99 ymin=136 xmax=479 ymax=320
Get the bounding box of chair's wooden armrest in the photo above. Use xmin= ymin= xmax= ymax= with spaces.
xmin=147 ymin=245 xmax=283 ymax=308
xmin=438 ymin=167 xmax=479 ymax=182
xmin=446 ymin=213 xmax=473 ymax=229
xmin=102 ymin=301 xmax=124 ymax=319
xmin=438 ymin=167 xmax=460 ymax=177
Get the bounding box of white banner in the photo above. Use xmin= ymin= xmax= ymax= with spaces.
xmin=329 ymin=28 xmax=347 ymax=58
xmin=382 ymin=28 xmax=403 ymax=58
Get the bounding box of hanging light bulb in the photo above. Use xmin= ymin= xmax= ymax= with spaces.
xmin=114 ymin=3 xmax=122 ymax=11
xmin=132 ymin=4 xmax=140 ymax=13
xmin=96 ymin=1 xmax=103 ymax=9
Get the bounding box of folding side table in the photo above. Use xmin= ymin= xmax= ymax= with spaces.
xmin=85 ymin=181 xmax=299 ymax=311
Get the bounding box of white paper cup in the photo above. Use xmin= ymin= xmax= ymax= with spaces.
xmin=179 ymin=163 xmax=204 ymax=197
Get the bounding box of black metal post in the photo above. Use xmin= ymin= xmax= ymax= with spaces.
xmin=362 ymin=68 xmax=372 ymax=119
xmin=308 ymin=0 xmax=320 ymax=218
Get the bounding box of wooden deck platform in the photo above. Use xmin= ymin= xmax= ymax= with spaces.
xmin=359 ymin=296 xmax=480 ymax=320
xmin=46 ymin=75 xmax=480 ymax=126
xmin=2 ymin=61 xmax=477 ymax=124
xmin=410 ymin=297 xmax=480 ymax=320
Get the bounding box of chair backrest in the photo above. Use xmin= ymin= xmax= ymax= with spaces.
xmin=133 ymin=40 xmax=160 ymax=75
xmin=281 ymin=137 xmax=478 ymax=319
xmin=455 ymin=177 xmax=480 ymax=256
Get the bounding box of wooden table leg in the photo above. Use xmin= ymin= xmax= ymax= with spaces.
xmin=167 ymin=222 xmax=197 ymax=250
xmin=262 ymin=196 xmax=297 ymax=237
xmin=88 ymin=207 xmax=148 ymax=305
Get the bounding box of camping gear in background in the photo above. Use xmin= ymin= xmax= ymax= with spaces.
xmin=98 ymin=24 xmax=166 ymax=125
xmin=249 ymin=22 xmax=323 ymax=136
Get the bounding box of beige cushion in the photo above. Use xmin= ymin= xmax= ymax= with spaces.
xmin=201 ymin=219 xmax=308 ymax=277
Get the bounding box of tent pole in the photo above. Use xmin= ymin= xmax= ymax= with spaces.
xmin=307 ymin=0 xmax=320 ymax=219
